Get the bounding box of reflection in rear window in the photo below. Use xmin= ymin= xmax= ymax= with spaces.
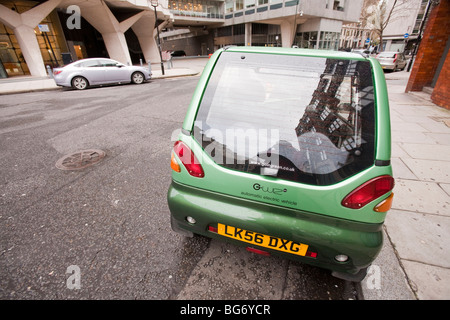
xmin=193 ymin=51 xmax=375 ymax=185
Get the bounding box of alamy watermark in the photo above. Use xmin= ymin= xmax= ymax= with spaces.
xmin=173 ymin=127 xmax=280 ymax=163
xmin=365 ymin=265 xmax=381 ymax=290
xmin=66 ymin=265 xmax=81 ymax=290
xmin=66 ymin=5 xmax=81 ymax=30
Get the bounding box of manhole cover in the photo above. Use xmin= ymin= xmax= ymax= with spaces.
xmin=56 ymin=149 xmax=106 ymax=170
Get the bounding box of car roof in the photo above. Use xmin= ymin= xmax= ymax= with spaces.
xmin=222 ymin=46 xmax=369 ymax=61
xmin=64 ymin=57 xmax=116 ymax=67
xmin=75 ymin=57 xmax=113 ymax=62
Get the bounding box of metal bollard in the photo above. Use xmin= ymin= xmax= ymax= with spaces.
xmin=46 ymin=65 xmax=53 ymax=78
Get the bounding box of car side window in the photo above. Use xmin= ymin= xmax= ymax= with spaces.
xmin=100 ymin=59 xmax=118 ymax=67
xmin=79 ymin=60 xmax=100 ymax=68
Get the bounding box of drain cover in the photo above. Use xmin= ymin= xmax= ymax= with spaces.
xmin=56 ymin=149 xmax=106 ymax=170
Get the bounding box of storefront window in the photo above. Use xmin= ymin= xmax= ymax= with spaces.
xmin=0 ymin=1 xmax=64 ymax=77
xmin=0 ymin=22 xmax=27 ymax=76
xmin=295 ymin=32 xmax=318 ymax=49
xmin=169 ymin=0 xmax=224 ymax=18
xmin=318 ymin=31 xmax=340 ymax=50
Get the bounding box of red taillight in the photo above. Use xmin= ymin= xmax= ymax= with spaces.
xmin=173 ymin=141 xmax=204 ymax=178
xmin=342 ymin=175 xmax=394 ymax=209
xmin=393 ymin=54 xmax=398 ymax=63
xmin=246 ymin=247 xmax=271 ymax=256
xmin=53 ymin=70 xmax=62 ymax=75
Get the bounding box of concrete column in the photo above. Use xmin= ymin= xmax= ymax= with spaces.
xmin=132 ymin=14 xmax=161 ymax=64
xmin=0 ymin=0 xmax=62 ymax=77
xmin=79 ymin=1 xmax=145 ymax=65
xmin=280 ymin=20 xmax=295 ymax=48
xmin=245 ymin=23 xmax=252 ymax=46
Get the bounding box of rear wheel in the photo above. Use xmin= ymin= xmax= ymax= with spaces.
xmin=131 ymin=71 xmax=144 ymax=84
xmin=71 ymin=76 xmax=88 ymax=90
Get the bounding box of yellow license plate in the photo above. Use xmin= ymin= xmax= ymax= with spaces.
xmin=217 ymin=223 xmax=308 ymax=256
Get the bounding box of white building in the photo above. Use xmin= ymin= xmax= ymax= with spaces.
xmin=339 ymin=0 xmax=432 ymax=53
xmin=382 ymin=0 xmax=432 ymax=53
xmin=164 ymin=0 xmax=364 ymax=53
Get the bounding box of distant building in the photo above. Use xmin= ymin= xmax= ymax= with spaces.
xmin=382 ymin=0 xmax=433 ymax=54
xmin=340 ymin=0 xmax=434 ymax=53
xmin=162 ymin=0 xmax=364 ymax=55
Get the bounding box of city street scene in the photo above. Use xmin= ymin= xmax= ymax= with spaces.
xmin=1 ymin=0 xmax=449 ymax=306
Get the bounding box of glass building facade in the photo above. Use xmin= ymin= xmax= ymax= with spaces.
xmin=0 ymin=1 xmax=66 ymax=78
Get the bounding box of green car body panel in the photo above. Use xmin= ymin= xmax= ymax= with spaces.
xmin=168 ymin=46 xmax=393 ymax=281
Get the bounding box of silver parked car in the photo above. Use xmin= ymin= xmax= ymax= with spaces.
xmin=53 ymin=58 xmax=152 ymax=90
xmin=375 ymin=51 xmax=407 ymax=71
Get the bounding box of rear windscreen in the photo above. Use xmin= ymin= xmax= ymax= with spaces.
xmin=193 ymin=51 xmax=375 ymax=186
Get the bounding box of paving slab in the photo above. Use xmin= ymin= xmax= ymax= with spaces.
xmin=398 ymin=143 xmax=450 ymax=161
xmin=402 ymin=260 xmax=450 ymax=300
xmin=392 ymin=179 xmax=450 ymax=215
xmin=360 ymin=229 xmax=415 ymax=300
xmin=424 ymin=132 xmax=450 ymax=146
xmin=385 ymin=210 xmax=450 ymax=268
xmin=401 ymin=159 xmax=450 ymax=183
xmin=391 ymin=158 xmax=418 ymax=180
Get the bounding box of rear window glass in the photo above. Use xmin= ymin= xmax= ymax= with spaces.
xmin=193 ymin=51 xmax=375 ymax=186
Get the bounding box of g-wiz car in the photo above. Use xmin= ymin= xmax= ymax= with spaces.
xmin=167 ymin=46 xmax=394 ymax=281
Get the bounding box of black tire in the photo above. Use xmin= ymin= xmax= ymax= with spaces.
xmin=131 ymin=71 xmax=145 ymax=84
xmin=71 ymin=76 xmax=88 ymax=90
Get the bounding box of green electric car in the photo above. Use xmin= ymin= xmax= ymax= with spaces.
xmin=167 ymin=46 xmax=394 ymax=282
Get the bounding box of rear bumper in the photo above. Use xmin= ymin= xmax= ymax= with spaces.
xmin=53 ymin=77 xmax=71 ymax=87
xmin=167 ymin=180 xmax=383 ymax=281
xmin=380 ymin=63 xmax=396 ymax=70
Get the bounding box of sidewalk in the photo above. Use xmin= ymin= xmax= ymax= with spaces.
xmin=360 ymin=70 xmax=450 ymax=300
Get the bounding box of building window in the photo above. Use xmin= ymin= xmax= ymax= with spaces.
xmin=318 ymin=31 xmax=340 ymax=50
xmin=245 ymin=0 xmax=255 ymax=8
xmin=225 ymin=0 xmax=234 ymax=13
xmin=0 ymin=2 xmax=64 ymax=77
xmin=295 ymin=31 xmax=318 ymax=49
xmin=169 ymin=1 xmax=224 ymax=18
xmin=236 ymin=0 xmax=244 ymax=11
xmin=333 ymin=0 xmax=345 ymax=11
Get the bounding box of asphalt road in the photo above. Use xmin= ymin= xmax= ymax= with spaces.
xmin=0 ymin=76 xmax=359 ymax=300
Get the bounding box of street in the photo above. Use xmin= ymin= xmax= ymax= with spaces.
xmin=1 ymin=75 xmax=360 ymax=300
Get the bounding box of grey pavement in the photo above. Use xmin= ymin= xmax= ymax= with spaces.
xmin=360 ymin=70 xmax=450 ymax=300
xmin=1 ymin=57 xmax=449 ymax=300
